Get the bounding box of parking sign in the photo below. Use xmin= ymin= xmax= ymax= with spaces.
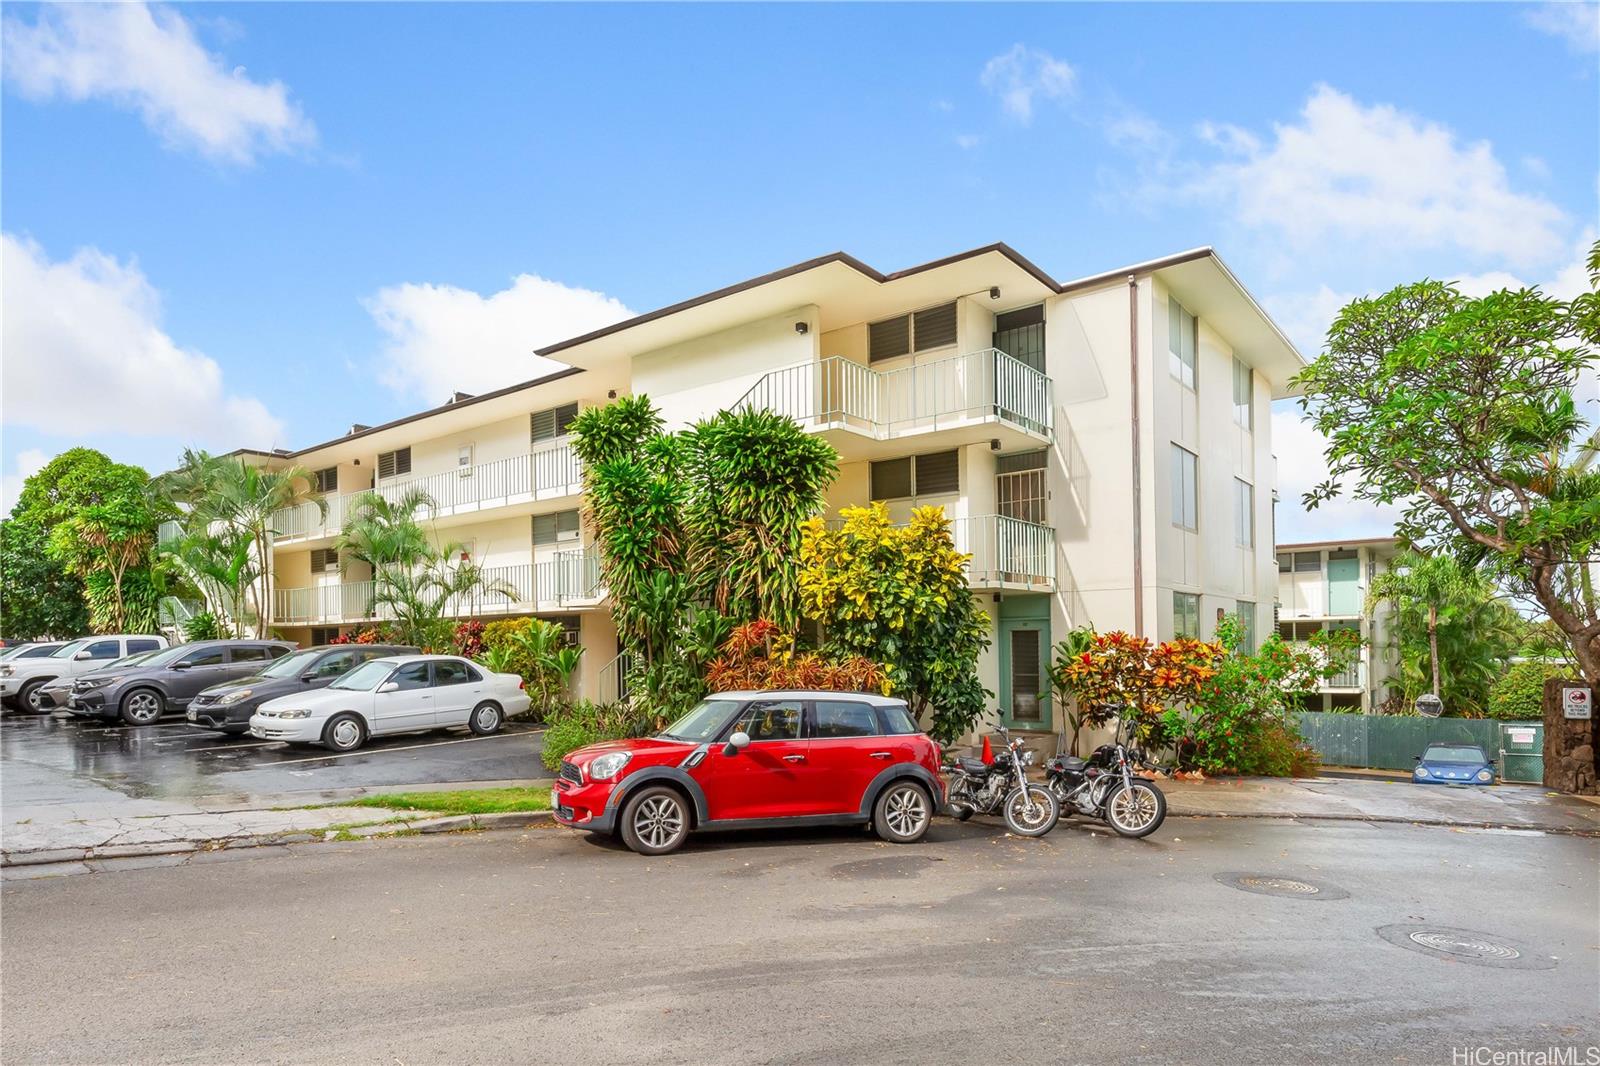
xmin=1562 ymin=686 xmax=1592 ymax=720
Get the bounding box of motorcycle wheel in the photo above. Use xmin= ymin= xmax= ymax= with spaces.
xmin=1104 ymin=780 xmax=1166 ymax=838
xmin=1002 ymin=785 xmax=1060 ymax=837
xmin=946 ymin=803 xmax=975 ymax=822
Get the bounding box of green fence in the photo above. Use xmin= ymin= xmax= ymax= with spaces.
xmin=1295 ymin=712 xmax=1543 ymax=781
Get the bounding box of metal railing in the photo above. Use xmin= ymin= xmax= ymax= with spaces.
xmin=737 ymin=349 xmax=1052 ymax=440
xmin=270 ymin=440 xmax=583 ymax=543
xmin=271 ymin=551 xmax=605 ymax=625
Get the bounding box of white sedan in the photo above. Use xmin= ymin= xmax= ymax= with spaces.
xmin=249 ymin=654 xmax=530 ymax=752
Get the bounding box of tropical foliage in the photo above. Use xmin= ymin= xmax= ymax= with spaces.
xmin=1295 ymin=243 xmax=1600 ymax=683
xmin=571 ymin=396 xmax=836 ymax=720
xmin=0 ymin=517 xmax=88 ymax=639
xmin=540 ymin=699 xmax=636 ymax=771
xmin=479 ymin=617 xmax=584 ymax=718
xmin=799 ymin=503 xmax=988 ymax=744
xmin=1367 ymin=551 xmax=1520 ymax=717
xmin=703 ymin=619 xmax=884 ymax=694
xmin=1048 ymin=629 xmax=1221 ymax=744
xmin=1487 ymin=661 xmax=1572 ymax=722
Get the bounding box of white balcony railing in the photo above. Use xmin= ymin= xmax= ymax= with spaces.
xmin=738 ymin=349 xmax=1052 ymax=441
xmin=271 ymin=552 xmax=605 ymax=626
xmin=271 ymin=440 xmax=583 ymax=544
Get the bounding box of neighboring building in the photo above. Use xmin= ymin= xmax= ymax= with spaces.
xmin=1275 ymin=537 xmax=1401 ymax=712
xmin=242 ymin=243 xmax=1304 ymax=742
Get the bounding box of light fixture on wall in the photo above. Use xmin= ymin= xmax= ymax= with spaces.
xmin=989 ymin=439 xmax=1001 ymax=451
xmin=794 ymin=321 xmax=809 ymax=335
xmin=607 ymin=389 xmax=617 ymax=399
xmin=353 ymin=459 xmax=361 ymax=465
xmin=989 ymin=286 xmax=1001 ymax=301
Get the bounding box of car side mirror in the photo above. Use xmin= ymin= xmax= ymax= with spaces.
xmin=723 ymin=731 xmax=751 ymax=756
xmin=301 ymin=672 xmax=319 ymax=682
xmin=377 ymin=681 xmax=399 ymax=694
xmin=73 ymin=651 xmax=92 ymax=661
xmin=171 ymin=660 xmax=190 ymax=670
xmin=1412 ymin=755 xmax=1421 ymax=761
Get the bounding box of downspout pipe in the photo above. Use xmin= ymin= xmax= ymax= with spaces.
xmin=1128 ymin=275 xmax=1144 ymax=638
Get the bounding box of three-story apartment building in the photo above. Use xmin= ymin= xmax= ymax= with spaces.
xmin=246 ymin=243 xmax=1304 ymax=743
xmin=1276 ymin=537 xmax=1400 ymax=712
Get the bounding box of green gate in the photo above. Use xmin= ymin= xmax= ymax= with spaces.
xmin=1498 ymin=722 xmax=1544 ymax=783
xmin=1296 ymin=712 xmax=1537 ymax=774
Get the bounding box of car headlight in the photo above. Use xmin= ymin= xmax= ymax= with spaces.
xmin=275 ymin=709 xmax=312 ymax=720
xmin=0 ymin=665 xmax=14 ymax=677
xmin=1476 ymin=769 xmax=1492 ymax=782
xmin=218 ymin=689 xmax=253 ymax=705
xmin=1414 ymin=766 xmax=1430 ymax=777
xmin=84 ymin=676 xmax=118 ymax=688
xmin=587 ymin=752 xmax=632 ymax=781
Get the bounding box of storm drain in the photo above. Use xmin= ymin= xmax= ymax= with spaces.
xmin=1375 ymin=924 xmax=1557 ymax=970
xmin=1214 ymin=872 xmax=1349 ymax=900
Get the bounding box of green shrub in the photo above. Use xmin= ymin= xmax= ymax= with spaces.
xmin=540 ymin=700 xmax=634 ymax=771
xmin=1487 ymin=662 xmax=1569 ymax=721
xmin=182 ymin=611 xmax=227 ymax=641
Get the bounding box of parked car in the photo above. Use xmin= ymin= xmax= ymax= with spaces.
xmin=1413 ymin=742 xmax=1497 ymax=786
xmin=39 ymin=648 xmax=166 ymax=709
xmin=248 ymin=654 xmax=528 ymax=751
xmin=554 ymin=691 xmax=945 ymax=856
xmin=0 ymin=641 xmax=68 ymax=663
xmin=0 ymin=634 xmax=169 ymax=712
xmin=188 ymin=643 xmax=418 ymax=734
xmin=66 ymin=640 xmax=295 ymax=725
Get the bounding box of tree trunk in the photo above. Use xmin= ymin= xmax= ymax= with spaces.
xmin=1427 ymin=605 xmax=1441 ymax=698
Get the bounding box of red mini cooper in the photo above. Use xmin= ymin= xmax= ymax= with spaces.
xmin=553 ymin=691 xmax=945 ymax=855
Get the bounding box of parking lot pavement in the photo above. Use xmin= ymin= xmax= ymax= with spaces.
xmin=0 ymin=710 xmax=548 ymax=824
xmin=2 ymin=815 xmax=1595 ymax=1064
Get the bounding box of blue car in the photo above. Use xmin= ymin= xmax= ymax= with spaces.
xmin=1412 ymin=742 xmax=1497 ymax=785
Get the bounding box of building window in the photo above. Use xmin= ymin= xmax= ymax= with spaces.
xmin=1234 ymin=478 xmax=1254 ymax=548
xmin=377 ymin=447 xmax=412 ymax=480
xmin=868 ymin=302 xmax=957 ymax=363
xmin=1294 ymin=551 xmax=1322 ymax=573
xmin=1173 ymin=592 xmax=1200 ymax=638
xmin=1232 ymin=358 xmax=1253 ymax=429
xmin=310 ymin=626 xmax=340 ymax=645
xmin=1171 ymin=445 xmax=1198 ymax=531
xmin=312 ymin=466 xmax=337 ymax=494
xmin=1236 ymin=601 xmax=1256 ymax=653
xmin=993 ymin=305 xmax=1045 ymax=372
xmin=535 ymin=614 xmax=582 ymax=645
xmin=996 ymin=449 xmax=1048 ymax=524
xmin=310 ymin=548 xmax=339 ymax=573
xmin=532 ymin=509 xmax=580 ymax=547
xmin=531 ymin=403 xmax=579 ymax=444
xmin=870 ymin=450 xmax=960 ymax=500
xmin=1168 ymin=296 xmax=1197 ymax=390
xmin=1277 ymin=552 xmax=1293 ymax=573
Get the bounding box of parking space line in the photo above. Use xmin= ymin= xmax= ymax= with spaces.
xmin=189 ymin=740 xmax=277 ymax=752
xmin=260 ymin=730 xmax=535 ymax=766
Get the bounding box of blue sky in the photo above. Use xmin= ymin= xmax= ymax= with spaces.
xmin=3 ymin=1 xmax=1597 ymax=542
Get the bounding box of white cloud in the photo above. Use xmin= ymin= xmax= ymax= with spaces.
xmin=2 ymin=2 xmax=314 ymax=164
xmin=1 ymin=234 xmax=283 ymax=448
xmin=954 ymin=133 xmax=982 ymax=150
xmin=1193 ymin=85 xmax=1569 ymax=268
xmin=980 ymin=45 xmax=1075 ymax=124
xmin=0 ymin=449 xmax=50 ymax=515
xmin=1271 ymin=403 xmax=1405 ymax=544
xmin=1262 ymin=286 xmax=1360 ymax=358
xmin=365 ymin=275 xmax=633 ymax=403
xmin=1524 ymin=2 xmax=1600 ymax=52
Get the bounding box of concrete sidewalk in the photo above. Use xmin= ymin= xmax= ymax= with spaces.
xmin=1159 ymin=774 xmax=1600 ymax=834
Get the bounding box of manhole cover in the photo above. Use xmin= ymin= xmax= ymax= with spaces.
xmin=1214 ymin=872 xmax=1349 ymax=900
xmin=1376 ymin=924 xmax=1556 ymax=970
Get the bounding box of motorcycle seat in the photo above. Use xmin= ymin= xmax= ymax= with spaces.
xmin=954 ymin=757 xmax=990 ymax=774
xmin=1053 ymin=756 xmax=1087 ymax=771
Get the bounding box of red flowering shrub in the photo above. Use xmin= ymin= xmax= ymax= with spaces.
xmin=704 ymin=619 xmax=885 ymax=694
xmin=453 ymin=619 xmax=486 ymax=659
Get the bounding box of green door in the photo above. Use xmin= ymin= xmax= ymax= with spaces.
xmin=1328 ymin=555 xmax=1360 ymax=616
xmin=1499 ymin=722 xmax=1544 ymax=783
xmin=999 ymin=595 xmax=1051 ymax=729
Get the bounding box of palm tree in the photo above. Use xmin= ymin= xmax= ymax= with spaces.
xmin=335 ymin=488 xmax=435 ymax=572
xmin=157 ymin=526 xmax=257 ymax=637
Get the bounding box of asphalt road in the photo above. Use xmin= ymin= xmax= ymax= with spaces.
xmin=3 ymin=816 xmax=1595 ymax=1064
xmin=0 ymin=710 xmax=547 ymax=820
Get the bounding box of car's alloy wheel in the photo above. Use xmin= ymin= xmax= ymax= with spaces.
xmin=620 ymin=786 xmax=689 ymax=855
xmin=873 ymin=781 xmax=932 ymax=843
xmin=22 ymin=682 xmax=48 ymax=713
xmin=121 ymin=690 xmax=163 ymax=725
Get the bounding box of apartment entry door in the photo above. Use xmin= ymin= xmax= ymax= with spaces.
xmin=1327 ymin=551 xmax=1361 ymax=616
xmin=999 ymin=595 xmax=1050 ymax=730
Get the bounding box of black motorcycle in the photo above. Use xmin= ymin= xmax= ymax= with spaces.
xmin=1044 ymin=714 xmax=1168 ymax=838
xmin=944 ymin=726 xmax=1060 ymax=837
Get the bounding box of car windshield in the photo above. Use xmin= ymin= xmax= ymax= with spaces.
xmin=258 ymin=649 xmax=322 ymax=679
xmin=329 ymin=660 xmax=395 ymax=691
xmin=1424 ymin=744 xmax=1486 ymax=763
xmin=658 ymin=699 xmax=741 ymax=742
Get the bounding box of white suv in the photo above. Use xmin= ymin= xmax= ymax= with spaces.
xmin=0 ymin=634 xmax=169 ymax=712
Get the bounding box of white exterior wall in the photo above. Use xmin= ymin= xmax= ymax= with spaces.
xmin=632 ymin=307 xmax=820 ymax=429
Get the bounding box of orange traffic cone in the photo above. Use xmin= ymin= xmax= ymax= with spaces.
xmin=980 ymin=735 xmax=995 ymax=764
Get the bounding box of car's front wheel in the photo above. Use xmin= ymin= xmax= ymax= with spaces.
xmin=620 ymin=786 xmax=689 ymax=855
xmin=873 ymin=780 xmax=932 ymax=844
xmin=467 ymin=701 xmax=503 ymax=736
xmin=119 ymin=688 xmax=165 ymax=726
xmin=18 ymin=680 xmax=49 ymax=714
xmin=321 ymin=713 xmax=366 ymax=752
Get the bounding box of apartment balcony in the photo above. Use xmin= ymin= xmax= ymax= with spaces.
xmin=739 ymin=349 xmax=1052 ymax=460
xmin=271 ymin=441 xmax=583 ymax=546
xmin=823 ymin=514 xmax=1054 ymax=592
xmin=1286 ymin=641 xmax=1363 ymax=691
xmin=271 ymin=551 xmax=604 ymax=626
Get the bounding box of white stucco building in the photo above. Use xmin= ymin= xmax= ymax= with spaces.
xmin=1275 ymin=536 xmax=1402 ymax=713
xmin=242 ymin=243 xmax=1305 ymax=743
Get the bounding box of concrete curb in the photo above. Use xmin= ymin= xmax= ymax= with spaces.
xmin=1166 ymin=808 xmax=1600 ymax=837
xmin=2 ymin=810 xmax=555 ymax=869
